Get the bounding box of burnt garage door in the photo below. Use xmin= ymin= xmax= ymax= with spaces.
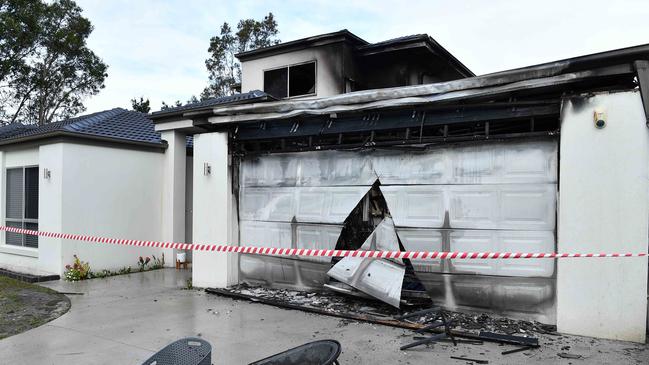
xmin=238 ymin=139 xmax=557 ymax=323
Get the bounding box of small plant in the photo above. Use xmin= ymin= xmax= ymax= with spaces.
xmin=137 ymin=256 xmax=151 ymax=272
xmin=185 ymin=278 xmax=193 ymax=290
xmin=90 ymin=269 xmax=112 ymax=279
xmin=118 ymin=266 xmax=132 ymax=275
xmin=64 ymin=255 xmax=91 ymax=281
xmin=150 ymin=253 xmax=165 ymax=270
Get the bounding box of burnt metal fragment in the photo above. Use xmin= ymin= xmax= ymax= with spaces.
xmin=476 ymin=331 xmax=539 ymax=347
xmin=501 ymin=346 xmax=534 ymax=355
xmin=400 ymin=309 xmax=456 ymax=350
xmin=450 ymin=355 xmax=489 ymax=364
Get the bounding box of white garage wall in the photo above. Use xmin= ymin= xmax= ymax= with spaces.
xmin=557 ymin=90 xmax=648 ymax=342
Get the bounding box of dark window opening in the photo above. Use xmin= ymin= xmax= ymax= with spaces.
xmin=263 ymin=61 xmax=316 ymax=99
xmin=289 ymin=62 xmax=316 ymax=97
xmin=264 ymin=67 xmax=288 ymax=99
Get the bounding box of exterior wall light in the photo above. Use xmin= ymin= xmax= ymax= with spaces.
xmin=43 ymin=168 xmax=51 ymax=179
xmin=594 ymin=108 xmax=607 ymax=129
xmin=203 ymin=162 xmax=211 ymax=176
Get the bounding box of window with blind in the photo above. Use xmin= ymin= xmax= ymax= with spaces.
xmin=5 ymin=166 xmax=38 ymax=248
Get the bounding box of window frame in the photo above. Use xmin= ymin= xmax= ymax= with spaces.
xmin=263 ymin=60 xmax=317 ymax=99
xmin=5 ymin=165 xmax=39 ymax=248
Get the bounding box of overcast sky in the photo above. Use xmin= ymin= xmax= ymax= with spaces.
xmin=76 ymin=0 xmax=649 ymax=113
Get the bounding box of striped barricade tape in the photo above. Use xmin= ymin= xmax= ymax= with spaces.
xmin=0 ymin=226 xmax=647 ymax=259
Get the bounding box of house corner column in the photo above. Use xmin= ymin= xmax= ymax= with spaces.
xmin=192 ymin=131 xmax=238 ymax=288
xmin=38 ymin=144 xmax=64 ymax=275
xmin=557 ymin=90 xmax=648 ymax=342
xmin=161 ymin=130 xmax=186 ymax=267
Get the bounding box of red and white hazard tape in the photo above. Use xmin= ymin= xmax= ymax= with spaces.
xmin=1 ymin=226 xmax=647 ymax=259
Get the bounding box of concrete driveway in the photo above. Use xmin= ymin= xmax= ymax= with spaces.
xmin=0 ymin=269 xmax=647 ymax=364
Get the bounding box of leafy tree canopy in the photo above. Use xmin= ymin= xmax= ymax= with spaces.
xmin=0 ymin=0 xmax=107 ymax=125
xmin=130 ymin=96 xmax=150 ymax=114
xmin=201 ymin=12 xmax=279 ymax=100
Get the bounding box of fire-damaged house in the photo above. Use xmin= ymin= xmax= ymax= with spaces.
xmin=157 ymin=30 xmax=647 ymax=342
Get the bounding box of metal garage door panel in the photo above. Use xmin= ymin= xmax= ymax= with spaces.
xmin=241 ymin=151 xmax=376 ymax=187
xmin=501 ymin=141 xmax=558 ymax=183
xmin=241 ymin=155 xmax=299 ymax=187
xmin=449 ymin=231 xmax=498 ymax=275
xmin=451 ymin=141 xmax=557 ymax=184
xmin=396 ymin=228 xmax=443 ymax=272
xmin=239 ymin=187 xmax=295 ymax=222
xmin=239 ymin=221 xmax=292 ymax=248
xmin=296 ymin=186 xmax=369 ymax=223
xmin=372 ymin=140 xmax=557 ymax=185
xmin=415 ymin=272 xmax=556 ymax=323
xmin=239 ymin=255 xmax=330 ymax=288
xmin=384 ymin=184 xmax=555 ymax=230
xmin=373 ymin=150 xmax=449 ymax=185
xmin=296 ymin=224 xmax=342 ymax=263
xmin=382 ymin=186 xmax=446 ymax=228
xmin=450 ymin=184 xmax=556 ymax=230
xmin=500 ymin=185 xmax=557 ymax=230
xmin=298 ymin=151 xmax=376 ymax=186
xmin=449 ymin=188 xmax=498 ymax=229
xmin=449 ymin=230 xmax=555 ymax=277
xmin=499 ymin=231 xmax=555 ymax=277
xmin=240 ymin=186 xmax=369 ymax=223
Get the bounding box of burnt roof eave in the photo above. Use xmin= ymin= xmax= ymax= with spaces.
xmin=149 ymin=94 xmax=276 ymax=122
xmin=235 ymin=29 xmax=369 ymax=61
xmin=359 ymin=38 xmax=475 ymax=77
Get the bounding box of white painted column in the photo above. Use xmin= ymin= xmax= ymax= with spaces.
xmin=161 ymin=130 xmax=186 ymax=267
xmin=192 ymin=132 xmax=239 ymax=288
xmin=557 ymin=90 xmax=649 ymax=342
xmin=38 ymin=144 xmax=64 ymax=275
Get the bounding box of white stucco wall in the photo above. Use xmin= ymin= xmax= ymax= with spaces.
xmin=192 ymin=132 xmax=239 ymax=288
xmin=54 ymin=143 xmax=166 ymax=273
xmin=161 ymin=130 xmax=186 ymax=266
xmin=557 ymin=90 xmax=649 ymax=342
xmin=240 ymin=43 xmax=344 ymax=98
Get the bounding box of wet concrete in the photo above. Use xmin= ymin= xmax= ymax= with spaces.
xmin=0 ymin=269 xmax=647 ymax=364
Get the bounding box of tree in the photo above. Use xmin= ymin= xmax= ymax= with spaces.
xmin=130 ymin=97 xmax=150 ymax=113
xmin=160 ymin=100 xmax=182 ymax=110
xmin=0 ymin=0 xmax=107 ymax=125
xmin=202 ymin=12 xmax=279 ymax=99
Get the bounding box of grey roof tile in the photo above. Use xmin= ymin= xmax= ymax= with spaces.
xmin=150 ymin=90 xmax=271 ymax=117
xmin=0 ymin=108 xmax=164 ymax=146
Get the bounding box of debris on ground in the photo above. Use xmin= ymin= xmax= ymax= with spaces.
xmin=399 ymin=307 xmax=456 ymax=350
xmin=558 ymin=352 xmax=583 ymax=359
xmin=450 ymin=355 xmax=489 ymax=364
xmin=211 ymin=284 xmax=554 ymax=338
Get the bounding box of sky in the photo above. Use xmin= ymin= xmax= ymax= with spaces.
xmin=76 ymin=0 xmax=649 ymax=113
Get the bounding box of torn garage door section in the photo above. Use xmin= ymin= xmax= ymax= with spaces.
xmin=327 ymin=217 xmax=405 ymax=308
xmin=238 ymin=140 xmax=558 ymax=322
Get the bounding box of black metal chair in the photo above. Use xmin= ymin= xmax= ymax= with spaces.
xmin=142 ymin=337 xmax=211 ymax=365
xmin=248 ymin=339 xmax=342 ymax=365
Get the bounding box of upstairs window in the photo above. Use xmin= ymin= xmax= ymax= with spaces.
xmin=264 ymin=61 xmax=316 ymax=99
xmin=5 ymin=166 xmax=39 ymax=248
